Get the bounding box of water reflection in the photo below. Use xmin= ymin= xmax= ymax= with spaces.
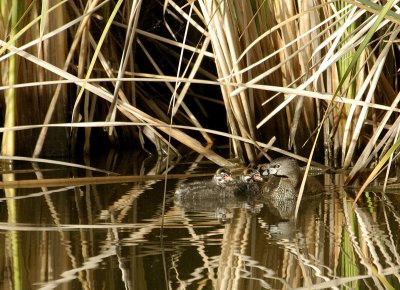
xmin=0 ymin=152 xmax=399 ymax=290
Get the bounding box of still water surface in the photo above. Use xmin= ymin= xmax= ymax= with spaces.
xmin=0 ymin=152 xmax=399 ymax=290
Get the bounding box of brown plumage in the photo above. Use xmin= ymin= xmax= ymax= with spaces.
xmin=260 ymin=157 xmax=323 ymax=200
xmin=175 ymin=168 xmax=234 ymax=199
xmin=174 ymin=168 xmax=263 ymax=211
xmin=233 ymin=168 xmax=262 ymax=198
xmin=258 ymin=157 xmax=324 ymax=219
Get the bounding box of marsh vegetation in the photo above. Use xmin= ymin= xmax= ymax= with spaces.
xmin=1 ymin=1 xmax=399 ymax=177
xmin=1 ymin=1 xmax=400 ymax=289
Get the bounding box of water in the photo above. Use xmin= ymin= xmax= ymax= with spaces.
xmin=0 ymin=152 xmax=399 ymax=290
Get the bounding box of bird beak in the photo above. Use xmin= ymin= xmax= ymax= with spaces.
xmin=261 ymin=168 xmax=270 ymax=176
xmin=224 ymin=175 xmax=234 ymax=181
xmin=253 ymin=174 xmax=263 ymax=181
xmin=262 ymin=167 xmax=279 ymax=176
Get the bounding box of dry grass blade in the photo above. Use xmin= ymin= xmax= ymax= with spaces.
xmin=0 ymin=0 xmax=69 ymax=57
xmin=353 ymin=137 xmax=400 ymax=204
xmin=0 ymin=39 xmax=234 ymax=166
xmin=0 ymin=0 xmax=398 ymax=183
xmin=170 ymin=36 xmax=211 ymax=117
xmin=295 ymin=0 xmax=393 ymax=216
xmin=136 ymin=28 xmax=214 ymax=57
xmin=196 ymin=0 xmax=264 ymax=161
xmin=137 ymin=38 xmax=213 ymax=143
xmin=0 ymin=121 xmax=276 ymax=154
xmin=346 ymin=0 xmax=400 ymax=25
xmin=31 ymin=0 xmax=109 ymax=157
xmin=105 ymin=0 xmax=142 ymax=131
xmin=342 ymin=28 xmax=397 ymax=168
xmin=0 ymin=172 xmax=215 ymax=189
xmin=347 ymin=95 xmax=400 ymax=181
xmin=71 ymin=0 xmax=124 ymax=124
xmin=0 ymin=155 xmax=116 ymax=175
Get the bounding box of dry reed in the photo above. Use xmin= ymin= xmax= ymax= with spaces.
xmin=0 ymin=0 xmax=399 ymax=187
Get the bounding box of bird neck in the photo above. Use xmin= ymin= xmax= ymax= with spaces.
xmin=281 ymin=170 xmax=301 ymax=188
